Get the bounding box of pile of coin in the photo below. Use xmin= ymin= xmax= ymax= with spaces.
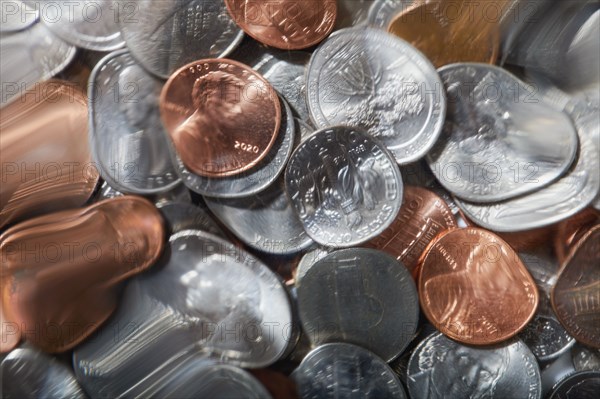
xmin=1 ymin=1 xmax=599 ymax=398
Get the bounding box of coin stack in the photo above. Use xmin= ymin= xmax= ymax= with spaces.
xmin=1 ymin=1 xmax=599 ymax=398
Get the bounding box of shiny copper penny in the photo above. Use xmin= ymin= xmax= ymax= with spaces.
xmin=160 ymin=58 xmax=281 ymax=177
xmin=387 ymin=0 xmax=503 ymax=67
xmin=365 ymin=186 xmax=457 ymax=280
xmin=419 ymin=227 xmax=538 ymax=345
xmin=554 ymin=208 xmax=600 ymax=265
xmin=0 ymin=196 xmax=165 ymax=353
xmin=552 ymin=225 xmax=600 ymax=349
xmin=0 ymin=80 xmax=99 ymax=229
xmin=224 ymin=0 xmax=337 ymax=50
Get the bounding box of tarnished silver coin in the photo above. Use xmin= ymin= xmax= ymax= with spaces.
xmin=0 ymin=0 xmax=38 ymax=32
xmin=428 ymin=63 xmax=579 ymax=203
xmin=1 ymin=346 xmax=86 ymax=398
xmin=455 ymin=132 xmax=599 ymax=232
xmin=335 ymin=0 xmax=375 ymax=29
xmin=205 ymin=176 xmax=314 ymax=255
xmin=174 ymin=96 xmax=294 ymax=198
xmin=367 ymin=0 xmax=412 ymax=29
xmin=547 ymin=370 xmax=600 ymax=399
xmin=117 ymin=0 xmax=243 ymax=78
xmin=306 ymin=27 xmax=445 ymax=164
xmin=73 ymin=230 xmax=292 ymax=398
xmin=156 ymin=201 xmax=225 ymax=238
xmin=285 ymin=126 xmax=403 ymax=247
xmin=572 ymin=344 xmax=600 ymax=372
xmin=37 ymin=0 xmax=124 ymax=51
xmin=292 ymin=343 xmax=407 ymax=399
xmin=89 ymin=50 xmax=179 ymax=194
xmin=0 ymin=21 xmax=75 ymax=106
xmin=408 ymin=333 xmax=542 ymax=399
xmin=297 ymin=248 xmax=418 ymax=362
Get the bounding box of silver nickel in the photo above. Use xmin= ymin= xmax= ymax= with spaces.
xmin=38 ymin=0 xmax=124 ymax=51
xmin=306 ymin=27 xmax=445 ymax=164
xmin=0 ymin=0 xmax=38 ymax=32
xmin=117 ymin=0 xmax=243 ymax=78
xmin=89 ymin=50 xmax=179 ymax=194
xmin=428 ymin=63 xmax=579 ymax=203
xmin=297 ymin=248 xmax=419 ymax=362
xmin=285 ymin=126 xmax=403 ymax=247
xmin=408 ymin=332 xmax=542 ymax=399
xmin=292 ymin=343 xmax=407 ymax=399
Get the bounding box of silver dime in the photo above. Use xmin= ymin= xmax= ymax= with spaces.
xmin=0 ymin=0 xmax=38 ymax=32
xmin=73 ymin=230 xmax=292 ymax=398
xmin=547 ymin=370 xmax=600 ymax=399
xmin=285 ymin=126 xmax=403 ymax=247
xmin=306 ymin=27 xmax=445 ymax=164
xmin=519 ymin=313 xmax=575 ymax=363
xmin=117 ymin=0 xmax=243 ymax=78
xmin=455 ymin=131 xmax=599 ymax=232
xmin=428 ymin=63 xmax=579 ymax=203
xmin=292 ymin=343 xmax=407 ymax=399
xmin=0 ymin=21 xmax=75 ymax=106
xmin=156 ymin=201 xmax=225 ymax=239
xmin=1 ymin=346 xmax=86 ymax=398
xmin=297 ymin=248 xmax=419 ymax=362
xmin=89 ymin=49 xmax=179 ymax=194
xmin=408 ymin=332 xmax=542 ymax=399
xmin=37 ymin=0 xmax=124 ymax=51
xmin=367 ymin=0 xmax=413 ymax=29
xmin=174 ymin=96 xmax=294 ymax=198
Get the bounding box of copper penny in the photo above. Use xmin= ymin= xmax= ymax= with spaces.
xmin=552 ymin=225 xmax=600 ymax=349
xmin=0 ymin=196 xmax=165 ymax=353
xmin=160 ymin=58 xmax=281 ymax=178
xmin=387 ymin=0 xmax=503 ymax=67
xmin=419 ymin=227 xmax=538 ymax=345
xmin=364 ymin=186 xmax=457 ymax=280
xmin=554 ymin=208 xmax=600 ymax=265
xmin=224 ymin=0 xmax=337 ymax=50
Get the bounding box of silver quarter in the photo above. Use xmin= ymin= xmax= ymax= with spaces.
xmin=428 ymin=63 xmax=579 ymax=203
xmin=297 ymin=248 xmax=418 ymax=362
xmin=367 ymin=0 xmax=413 ymax=29
xmin=205 ymin=176 xmax=314 ymax=255
xmin=455 ymin=131 xmax=599 ymax=232
xmin=292 ymin=343 xmax=407 ymax=399
xmin=117 ymin=0 xmax=243 ymax=78
xmin=0 ymin=0 xmax=38 ymax=32
xmin=156 ymin=201 xmax=225 ymax=239
xmin=335 ymin=0 xmax=375 ymax=29
xmin=0 ymin=21 xmax=75 ymax=106
xmin=173 ymin=96 xmax=294 ymax=198
xmin=306 ymin=27 xmax=445 ymax=164
xmin=1 ymin=346 xmax=86 ymax=398
xmin=73 ymin=230 xmax=292 ymax=398
xmin=89 ymin=49 xmax=179 ymax=194
xmin=408 ymin=332 xmax=542 ymax=399
xmin=285 ymin=126 xmax=403 ymax=247
xmin=37 ymin=0 xmax=124 ymax=51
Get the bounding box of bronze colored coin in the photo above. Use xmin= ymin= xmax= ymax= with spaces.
xmin=0 ymin=80 xmax=99 ymax=229
xmin=0 ymin=298 xmax=20 ymax=353
xmin=365 ymin=186 xmax=457 ymax=280
xmin=387 ymin=1 xmax=502 ymax=68
xmin=497 ymin=225 xmax=557 ymax=252
xmin=552 ymin=225 xmax=600 ymax=349
xmin=224 ymin=0 xmax=337 ymax=50
xmin=554 ymin=208 xmax=600 ymax=265
xmin=419 ymin=227 xmax=538 ymax=345
xmin=160 ymin=58 xmax=281 ymax=178
xmin=0 ymin=196 xmax=165 ymax=353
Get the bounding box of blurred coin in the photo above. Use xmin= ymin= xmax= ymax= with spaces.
xmin=554 ymin=208 xmax=600 ymax=264
xmin=428 ymin=63 xmax=579 ymax=203
xmin=0 ymin=300 xmax=19 ymax=353
xmin=572 ymin=344 xmax=600 ymax=372
xmin=367 ymin=0 xmax=412 ymax=29
xmin=519 ymin=313 xmax=575 ymax=363
xmin=89 ymin=49 xmax=179 ymax=194
xmin=173 ymin=95 xmax=294 ymax=198
xmin=292 ymin=343 xmax=407 ymax=399
xmin=365 ymin=185 xmax=457 ymax=279
xmin=224 ymin=0 xmax=336 ymax=50
xmin=285 ymin=126 xmax=403 ymax=247
xmin=160 ymin=58 xmax=281 ymax=178
xmin=547 ymin=370 xmax=600 ymax=399
xmin=37 ymin=0 xmax=123 ymax=51
xmin=419 ymin=227 xmax=538 ymax=345
xmin=0 ymin=22 xmax=75 ymax=106
xmin=552 ymin=225 xmax=600 ymax=349
xmin=335 ymin=0 xmax=375 ymax=29
xmin=0 ymin=0 xmax=38 ymax=32
xmin=407 ymin=332 xmax=541 ymax=399
xmin=117 ymin=0 xmax=243 ymax=78
xmin=306 ymin=27 xmax=445 ymax=164
xmin=294 ymin=247 xmax=330 ymax=287
xmin=156 ymin=201 xmax=225 ymax=239
xmin=297 ymin=248 xmax=418 ymax=362
xmin=1 ymin=346 xmax=86 ymax=398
